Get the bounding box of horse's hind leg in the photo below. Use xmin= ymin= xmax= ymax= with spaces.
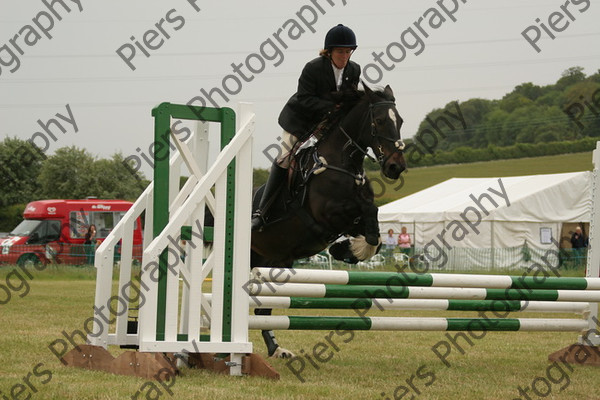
xmin=255 ymin=308 xmax=279 ymax=356
xmin=254 ymin=308 xmax=295 ymax=358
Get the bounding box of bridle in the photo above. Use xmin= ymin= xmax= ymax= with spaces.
xmin=307 ymin=95 xmax=405 ymax=187
xmin=339 ymin=99 xmax=405 ymax=167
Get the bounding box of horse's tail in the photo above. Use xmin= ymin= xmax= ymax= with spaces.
xmin=349 ymin=235 xmax=381 ymax=261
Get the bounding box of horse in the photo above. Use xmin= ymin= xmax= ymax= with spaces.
xmin=250 ymin=84 xmax=407 ymax=358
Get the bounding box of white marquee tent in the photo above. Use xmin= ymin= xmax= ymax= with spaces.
xmin=378 ymin=172 xmax=591 ymax=270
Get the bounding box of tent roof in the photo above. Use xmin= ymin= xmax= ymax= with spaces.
xmin=378 ymin=171 xmax=591 ymax=223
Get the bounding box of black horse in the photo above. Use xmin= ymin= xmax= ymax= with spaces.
xmin=250 ymin=84 xmax=406 ymax=358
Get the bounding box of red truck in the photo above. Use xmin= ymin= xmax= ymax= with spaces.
xmin=0 ymin=199 xmax=143 ymax=266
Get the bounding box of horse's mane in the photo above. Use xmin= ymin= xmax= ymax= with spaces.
xmin=332 ymin=86 xmax=395 ymax=113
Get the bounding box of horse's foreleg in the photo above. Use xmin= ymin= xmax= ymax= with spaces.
xmin=329 ymin=239 xmax=360 ymax=263
xmin=341 ymin=204 xmax=381 ymax=261
xmin=362 ymin=203 xmax=380 ymax=246
xmin=254 ymin=308 xmax=295 ymax=359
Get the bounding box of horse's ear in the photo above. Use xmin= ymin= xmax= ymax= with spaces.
xmin=384 ymin=85 xmax=395 ymax=101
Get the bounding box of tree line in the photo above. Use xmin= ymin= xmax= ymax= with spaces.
xmin=0 ymin=140 xmax=268 ymax=231
xmin=412 ymin=66 xmax=600 ymax=156
xmin=362 ymin=66 xmax=600 ymax=170
xmin=0 ymin=140 xmax=148 ymax=230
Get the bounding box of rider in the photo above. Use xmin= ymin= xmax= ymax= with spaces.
xmin=251 ymin=24 xmax=361 ymax=231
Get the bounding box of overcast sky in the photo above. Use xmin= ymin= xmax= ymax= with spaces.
xmin=1 ymin=0 xmax=598 ymax=178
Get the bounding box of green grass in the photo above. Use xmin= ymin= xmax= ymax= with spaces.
xmin=1 ymin=265 xmax=598 ymax=400
xmin=1 ymin=153 xmax=597 ymax=399
xmin=372 ymin=151 xmax=594 ymax=205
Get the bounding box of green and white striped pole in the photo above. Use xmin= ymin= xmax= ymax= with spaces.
xmin=249 ymin=282 xmax=600 ymax=302
xmin=242 ymin=296 xmax=589 ymax=314
xmin=248 ymin=315 xmax=589 ymax=332
xmin=252 ymin=267 xmax=600 ymax=290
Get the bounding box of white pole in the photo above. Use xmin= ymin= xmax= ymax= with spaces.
xmin=583 ymin=142 xmax=600 ymax=345
xmin=229 ymin=102 xmax=254 ymax=375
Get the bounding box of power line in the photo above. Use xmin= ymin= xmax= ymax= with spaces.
xmin=0 ymin=2 xmax=580 ymax=24
xmin=11 ymin=32 xmax=600 ymax=60
xmin=2 ymin=54 xmax=598 ymax=85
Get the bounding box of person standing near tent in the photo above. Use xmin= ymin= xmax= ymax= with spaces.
xmin=398 ymin=226 xmax=412 ymax=256
xmin=570 ymin=226 xmax=588 ymax=267
xmin=384 ymin=229 xmax=396 ymax=259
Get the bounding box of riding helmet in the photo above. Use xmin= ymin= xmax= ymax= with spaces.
xmin=324 ymin=24 xmax=357 ymax=49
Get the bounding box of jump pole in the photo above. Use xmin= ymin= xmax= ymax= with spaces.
xmin=205 ymin=294 xmax=590 ymax=313
xmin=252 ymin=267 xmax=600 ymax=290
xmin=248 ymin=282 xmax=600 ymax=302
xmin=248 ymin=316 xmax=589 ymax=332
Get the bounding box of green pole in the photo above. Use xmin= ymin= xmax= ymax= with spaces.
xmin=220 ymin=107 xmax=236 ymax=342
xmin=151 ymin=102 xmax=172 ymax=340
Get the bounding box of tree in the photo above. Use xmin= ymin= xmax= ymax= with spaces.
xmin=482 ymin=108 xmax=510 ymax=146
xmin=416 ymin=101 xmax=468 ymax=152
xmin=555 ymin=66 xmax=586 ymax=90
xmin=37 ymin=146 xmax=97 ymax=199
xmin=37 ymin=148 xmax=148 ymax=200
xmin=498 ymin=93 xmax=534 ymax=113
xmin=589 ymin=69 xmax=600 ymax=84
xmin=90 ymin=153 xmax=148 ymax=200
xmin=452 ymin=98 xmax=494 ymax=148
xmin=511 ymin=82 xmax=543 ymax=101
xmin=0 ymin=137 xmax=45 ymax=207
xmin=535 ymin=90 xmax=563 ymax=107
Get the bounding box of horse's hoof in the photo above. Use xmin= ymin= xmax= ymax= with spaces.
xmin=271 ymin=347 xmax=295 ymax=359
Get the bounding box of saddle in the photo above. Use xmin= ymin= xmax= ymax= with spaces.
xmin=254 ymin=124 xmax=365 ymax=243
xmin=252 ymin=121 xmax=338 ymax=241
xmin=254 ymin=144 xmax=320 ymax=221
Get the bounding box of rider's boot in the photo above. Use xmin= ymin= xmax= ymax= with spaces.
xmin=251 ymin=162 xmax=288 ymax=231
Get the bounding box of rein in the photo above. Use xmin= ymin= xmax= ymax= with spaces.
xmin=304 ymin=95 xmax=404 ymax=188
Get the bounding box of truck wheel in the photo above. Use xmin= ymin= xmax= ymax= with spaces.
xmin=17 ymin=253 xmax=41 ymax=268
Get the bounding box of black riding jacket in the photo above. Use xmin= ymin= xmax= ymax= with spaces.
xmin=278 ymin=55 xmax=361 ymax=138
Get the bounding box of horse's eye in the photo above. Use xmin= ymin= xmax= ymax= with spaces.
xmin=375 ymin=118 xmax=383 ymax=124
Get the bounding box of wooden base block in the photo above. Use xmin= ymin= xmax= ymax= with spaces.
xmin=548 ymin=344 xmax=600 ymax=366
xmin=242 ymin=353 xmax=281 ymax=379
xmin=61 ymin=344 xmax=115 ymax=372
xmin=62 ymin=345 xmax=178 ymax=380
xmin=188 ymin=353 xmax=280 ymax=379
xmin=62 ymin=346 xmax=279 ymax=380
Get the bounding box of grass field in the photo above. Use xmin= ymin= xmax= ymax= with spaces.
xmin=1 ymin=153 xmax=599 ymax=400
xmin=1 ymin=264 xmax=598 ymax=400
